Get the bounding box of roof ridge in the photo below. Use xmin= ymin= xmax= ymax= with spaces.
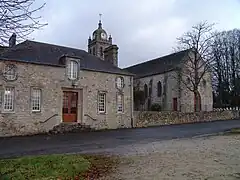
xmin=125 ymin=49 xmax=189 ymax=69
xmin=26 ymin=40 xmax=86 ymax=53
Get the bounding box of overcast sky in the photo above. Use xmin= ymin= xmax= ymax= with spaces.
xmin=31 ymin=0 xmax=240 ymax=68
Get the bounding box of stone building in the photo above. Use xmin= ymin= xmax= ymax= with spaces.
xmin=0 ymin=20 xmax=134 ymax=136
xmin=125 ymin=49 xmax=213 ymax=112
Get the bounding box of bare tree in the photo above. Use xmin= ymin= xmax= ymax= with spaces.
xmin=212 ymin=29 xmax=240 ymax=108
xmin=0 ymin=0 xmax=47 ymax=45
xmin=176 ymin=21 xmax=215 ymax=111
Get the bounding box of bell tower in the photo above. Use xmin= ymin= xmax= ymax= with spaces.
xmin=88 ymin=14 xmax=112 ymax=60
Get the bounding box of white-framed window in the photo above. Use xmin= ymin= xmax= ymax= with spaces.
xmin=117 ymin=93 xmax=124 ymax=113
xmin=67 ymin=60 xmax=78 ymax=80
xmin=3 ymin=64 xmax=17 ymax=81
xmin=116 ymin=77 xmax=124 ymax=89
xmin=3 ymin=87 xmax=14 ymax=111
xmin=98 ymin=92 xmax=106 ymax=113
xmin=31 ymin=88 xmax=41 ymax=112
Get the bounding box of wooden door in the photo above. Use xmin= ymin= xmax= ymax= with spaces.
xmin=62 ymin=91 xmax=78 ymax=122
xmin=173 ymin=98 xmax=178 ymax=111
xmin=194 ymin=92 xmax=201 ymax=112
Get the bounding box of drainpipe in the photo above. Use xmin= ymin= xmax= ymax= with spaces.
xmin=178 ymin=70 xmax=182 ymax=112
xmin=130 ymin=76 xmax=134 ymax=128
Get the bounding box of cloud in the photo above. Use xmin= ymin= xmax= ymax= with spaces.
xmin=30 ymin=0 xmax=240 ymax=68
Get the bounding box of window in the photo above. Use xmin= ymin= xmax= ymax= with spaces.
xmin=67 ymin=60 xmax=78 ymax=80
xmin=202 ymin=79 xmax=207 ymax=87
xmin=157 ymin=81 xmax=162 ymax=97
xmin=149 ymin=80 xmax=153 ymax=96
xmin=98 ymin=92 xmax=106 ymax=113
xmin=100 ymin=47 xmax=103 ymax=57
xmin=116 ymin=77 xmax=124 ymax=89
xmin=117 ymin=94 xmax=124 ymax=113
xmin=31 ymin=88 xmax=41 ymax=112
xmin=144 ymin=84 xmax=148 ymax=98
xmin=3 ymin=87 xmax=14 ymax=111
xmin=3 ymin=64 xmax=17 ymax=81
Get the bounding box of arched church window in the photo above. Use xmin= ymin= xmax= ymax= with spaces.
xmin=202 ymin=79 xmax=207 ymax=87
xmin=100 ymin=47 xmax=103 ymax=57
xmin=144 ymin=84 xmax=148 ymax=98
xmin=149 ymin=79 xmax=153 ymax=96
xmin=157 ymin=81 xmax=162 ymax=97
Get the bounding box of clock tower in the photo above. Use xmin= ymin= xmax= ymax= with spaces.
xmin=88 ymin=17 xmax=112 ymax=60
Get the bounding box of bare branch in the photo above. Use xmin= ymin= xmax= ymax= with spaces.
xmin=0 ymin=0 xmax=47 ymax=45
xmin=174 ymin=21 xmax=216 ymax=111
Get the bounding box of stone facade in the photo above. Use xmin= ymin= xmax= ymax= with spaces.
xmin=134 ymin=111 xmax=239 ymax=128
xmin=134 ymin=69 xmax=213 ymax=112
xmin=133 ymin=56 xmax=213 ymax=113
xmin=179 ymin=70 xmax=213 ymax=112
xmin=0 ymin=60 xmax=133 ymax=136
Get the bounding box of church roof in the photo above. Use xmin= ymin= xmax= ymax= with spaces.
xmin=124 ymin=49 xmax=190 ymax=78
xmin=0 ymin=40 xmax=133 ymax=76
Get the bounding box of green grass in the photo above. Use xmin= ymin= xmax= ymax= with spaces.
xmin=229 ymin=128 xmax=240 ymax=134
xmin=0 ymin=154 xmax=90 ymax=180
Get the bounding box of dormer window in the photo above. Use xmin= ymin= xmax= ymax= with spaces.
xmin=3 ymin=64 xmax=17 ymax=81
xmin=116 ymin=77 xmax=124 ymax=90
xmin=67 ymin=60 xmax=78 ymax=80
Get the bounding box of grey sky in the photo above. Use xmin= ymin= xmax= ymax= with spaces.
xmin=31 ymin=0 xmax=240 ymax=68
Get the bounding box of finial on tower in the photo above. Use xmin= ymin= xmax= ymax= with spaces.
xmin=109 ymin=34 xmax=112 ymax=44
xmin=98 ymin=13 xmax=102 ymax=29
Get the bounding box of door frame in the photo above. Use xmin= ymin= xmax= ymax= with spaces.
xmin=173 ymin=97 xmax=178 ymax=111
xmin=61 ymin=88 xmax=83 ymax=123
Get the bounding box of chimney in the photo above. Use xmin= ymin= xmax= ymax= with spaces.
xmin=104 ymin=45 xmax=119 ymax=67
xmin=9 ymin=33 xmax=16 ymax=47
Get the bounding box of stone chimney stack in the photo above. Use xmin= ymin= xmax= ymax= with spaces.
xmin=9 ymin=33 xmax=16 ymax=47
xmin=104 ymin=45 xmax=119 ymax=67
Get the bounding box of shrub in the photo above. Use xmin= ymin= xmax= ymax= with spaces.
xmin=150 ymin=103 xmax=162 ymax=111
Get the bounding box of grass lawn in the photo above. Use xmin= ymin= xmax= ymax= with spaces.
xmin=0 ymin=154 xmax=119 ymax=180
xmin=229 ymin=128 xmax=240 ymax=134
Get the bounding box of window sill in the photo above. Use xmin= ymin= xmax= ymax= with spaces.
xmin=32 ymin=110 xmax=41 ymax=113
xmin=1 ymin=111 xmax=15 ymax=114
xmin=98 ymin=112 xmax=106 ymax=115
xmin=117 ymin=112 xmax=124 ymax=114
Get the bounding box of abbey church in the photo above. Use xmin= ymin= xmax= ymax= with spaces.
xmin=0 ymin=18 xmax=213 ymax=136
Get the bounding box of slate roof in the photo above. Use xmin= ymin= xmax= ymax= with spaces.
xmin=124 ymin=49 xmax=190 ymax=78
xmin=0 ymin=40 xmax=133 ymax=76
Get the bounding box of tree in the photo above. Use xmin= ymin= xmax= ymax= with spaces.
xmin=176 ymin=21 xmax=215 ymax=111
xmin=0 ymin=0 xmax=47 ymax=45
xmin=212 ymin=29 xmax=240 ymax=107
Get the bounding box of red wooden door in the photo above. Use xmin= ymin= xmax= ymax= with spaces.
xmin=194 ymin=92 xmax=201 ymax=112
xmin=62 ymin=91 xmax=78 ymax=122
xmin=173 ymin=98 xmax=178 ymax=111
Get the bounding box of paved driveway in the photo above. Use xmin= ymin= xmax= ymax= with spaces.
xmin=0 ymin=120 xmax=240 ymax=158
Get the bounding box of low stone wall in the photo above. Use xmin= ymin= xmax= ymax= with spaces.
xmin=134 ymin=110 xmax=240 ymax=128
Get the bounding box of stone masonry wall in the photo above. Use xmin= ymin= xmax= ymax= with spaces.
xmin=134 ymin=70 xmax=179 ymax=111
xmin=0 ymin=59 xmax=133 ymax=137
xmin=134 ymin=111 xmax=239 ymax=128
xmin=179 ymin=54 xmax=213 ymax=112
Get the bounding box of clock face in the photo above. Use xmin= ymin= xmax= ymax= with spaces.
xmin=101 ymin=33 xmax=107 ymax=39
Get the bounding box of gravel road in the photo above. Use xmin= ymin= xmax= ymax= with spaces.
xmin=102 ymin=135 xmax=240 ymax=180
